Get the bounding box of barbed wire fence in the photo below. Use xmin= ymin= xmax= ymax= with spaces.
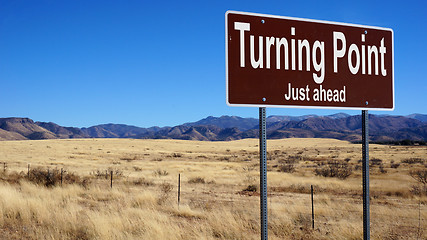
xmin=0 ymin=161 xmax=425 ymax=238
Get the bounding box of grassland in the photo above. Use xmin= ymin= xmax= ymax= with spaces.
xmin=0 ymin=138 xmax=426 ymax=239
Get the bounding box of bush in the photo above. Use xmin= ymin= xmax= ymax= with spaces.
xmin=390 ymin=163 xmax=400 ymax=168
xmin=133 ymin=166 xmax=143 ymax=171
xmin=410 ymin=185 xmax=427 ymax=196
xmin=379 ymin=164 xmax=387 ymax=174
xmin=132 ymin=177 xmax=154 ymax=186
xmin=293 ymin=213 xmax=312 ymax=230
xmin=243 ymin=184 xmax=257 ymax=192
xmin=410 ymin=169 xmax=427 ymax=185
xmin=28 ymin=168 xmax=80 ymax=187
xmin=157 ymin=182 xmax=173 ymax=205
xmin=314 ymin=160 xmax=352 ymax=179
xmin=161 ymin=182 xmax=173 ymax=193
xmin=402 ymin=158 xmax=424 ymax=165
xmin=279 ymin=164 xmax=295 ymax=173
xmin=188 ymin=177 xmax=205 ymax=184
xmin=286 ymin=155 xmax=303 ymax=163
xmin=153 ymin=169 xmax=169 ymax=177
xmin=370 ymin=158 xmax=383 ymax=166
xmin=91 ymin=168 xmax=122 ymax=179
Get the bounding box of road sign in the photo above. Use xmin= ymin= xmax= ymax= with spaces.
xmin=226 ymin=11 xmax=394 ymax=110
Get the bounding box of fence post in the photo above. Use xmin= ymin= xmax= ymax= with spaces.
xmin=110 ymin=171 xmax=113 ymax=188
xmin=417 ymin=200 xmax=421 ymax=239
xmin=311 ymin=185 xmax=315 ymax=229
xmin=178 ymin=173 xmax=181 ymax=207
xmin=61 ymin=168 xmax=63 ymax=186
xmin=3 ymin=162 xmax=6 ymax=173
xmin=27 ymin=164 xmax=30 ymax=178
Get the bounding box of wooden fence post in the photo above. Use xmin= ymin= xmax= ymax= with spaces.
xmin=311 ymin=185 xmax=315 ymax=229
xmin=178 ymin=173 xmax=181 ymax=207
xmin=110 ymin=171 xmax=113 ymax=188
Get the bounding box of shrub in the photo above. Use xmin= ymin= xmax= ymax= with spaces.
xmin=91 ymin=168 xmax=122 ymax=179
xmin=133 ymin=166 xmax=143 ymax=171
xmin=410 ymin=185 xmax=427 ymax=196
xmin=62 ymin=170 xmax=81 ymax=184
xmin=188 ymin=177 xmax=205 ymax=184
xmin=28 ymin=168 xmax=80 ymax=187
xmin=153 ymin=169 xmax=169 ymax=177
xmin=402 ymin=158 xmax=424 ymax=165
xmin=120 ymin=155 xmax=139 ymax=161
xmin=314 ymin=160 xmax=352 ymax=179
xmin=132 ymin=177 xmax=154 ymax=186
xmin=108 ymin=168 xmax=123 ymax=177
xmin=409 ymin=169 xmax=427 ymax=185
xmin=390 ymin=163 xmax=400 ymax=168
xmin=0 ymin=171 xmax=25 ymax=184
xmin=286 ymin=155 xmax=303 ymax=163
xmin=243 ymin=184 xmax=257 ymax=192
xmin=370 ymin=158 xmax=383 ymax=166
xmin=293 ymin=213 xmax=312 ymax=230
xmin=279 ymin=164 xmax=295 ymax=173
xmin=160 ymin=182 xmax=173 ymax=194
xmin=91 ymin=169 xmax=109 ymax=179
xmin=379 ymin=164 xmax=387 ymax=174
xmin=157 ymin=182 xmax=173 ymax=205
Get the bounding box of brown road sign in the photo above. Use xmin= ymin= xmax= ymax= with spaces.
xmin=226 ymin=11 xmax=394 ymax=110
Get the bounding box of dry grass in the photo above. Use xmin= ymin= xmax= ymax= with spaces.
xmin=0 ymin=138 xmax=426 ymax=239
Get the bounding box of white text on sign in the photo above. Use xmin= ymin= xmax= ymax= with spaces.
xmin=233 ymin=22 xmax=388 ymax=85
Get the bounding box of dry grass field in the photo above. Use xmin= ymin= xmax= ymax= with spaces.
xmin=0 ymin=138 xmax=426 ymax=239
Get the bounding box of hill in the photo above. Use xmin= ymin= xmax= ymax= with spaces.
xmin=183 ymin=116 xmax=258 ymax=131
xmin=407 ymin=113 xmax=427 ymax=122
xmin=0 ymin=114 xmax=426 ymax=142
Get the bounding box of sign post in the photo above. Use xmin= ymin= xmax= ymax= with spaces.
xmin=225 ymin=10 xmax=393 ymax=240
xmin=362 ymin=110 xmax=370 ymax=239
xmin=259 ymin=107 xmax=268 ymax=240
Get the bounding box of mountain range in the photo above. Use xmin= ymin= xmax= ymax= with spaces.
xmin=0 ymin=113 xmax=426 ymax=142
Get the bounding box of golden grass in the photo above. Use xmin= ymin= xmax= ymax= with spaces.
xmin=0 ymin=138 xmax=426 ymax=239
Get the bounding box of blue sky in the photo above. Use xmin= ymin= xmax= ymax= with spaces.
xmin=0 ymin=0 xmax=426 ymax=127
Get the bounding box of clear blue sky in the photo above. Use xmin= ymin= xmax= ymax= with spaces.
xmin=1 ymin=0 xmax=426 ymax=127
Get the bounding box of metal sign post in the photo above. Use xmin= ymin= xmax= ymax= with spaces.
xmin=362 ymin=110 xmax=370 ymax=240
xmin=259 ymin=107 xmax=268 ymax=240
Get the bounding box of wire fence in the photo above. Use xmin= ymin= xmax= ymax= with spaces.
xmin=1 ymin=161 xmax=426 ymax=236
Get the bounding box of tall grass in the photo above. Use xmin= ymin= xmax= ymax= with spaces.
xmin=0 ymin=138 xmax=425 ymax=239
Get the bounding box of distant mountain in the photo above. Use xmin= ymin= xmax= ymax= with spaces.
xmin=36 ymin=122 xmax=89 ymax=139
xmin=0 ymin=118 xmax=56 ymax=140
xmin=0 ymin=128 xmax=27 ymax=140
xmin=81 ymin=124 xmax=161 ymax=138
xmin=327 ymin=113 xmax=351 ymax=119
xmin=265 ymin=115 xmax=425 ymax=142
xmin=407 ymin=114 xmax=427 ymax=122
xmin=267 ymin=114 xmax=318 ymax=122
xmin=267 ymin=113 xmax=350 ymax=122
xmin=0 ymin=114 xmax=426 ymax=142
xmin=183 ymin=116 xmax=258 ymax=131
